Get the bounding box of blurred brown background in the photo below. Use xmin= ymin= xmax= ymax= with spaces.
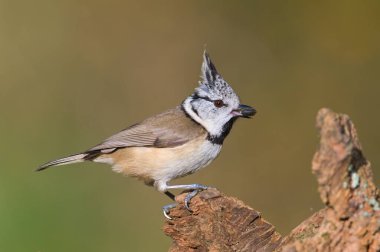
xmin=1 ymin=1 xmax=379 ymax=251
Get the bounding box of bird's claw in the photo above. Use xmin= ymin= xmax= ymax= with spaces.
xmin=184 ymin=185 xmax=209 ymax=212
xmin=184 ymin=190 xmax=198 ymax=211
xmin=162 ymin=203 xmax=177 ymax=220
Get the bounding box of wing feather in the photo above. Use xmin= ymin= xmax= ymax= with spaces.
xmin=87 ymin=107 xmax=206 ymax=152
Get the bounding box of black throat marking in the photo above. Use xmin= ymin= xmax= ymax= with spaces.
xmin=206 ymin=117 xmax=237 ymax=145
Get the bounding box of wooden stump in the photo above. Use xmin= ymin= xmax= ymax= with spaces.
xmin=163 ymin=108 xmax=380 ymax=252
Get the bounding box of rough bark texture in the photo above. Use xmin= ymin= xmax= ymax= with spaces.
xmin=280 ymin=108 xmax=380 ymax=252
xmin=163 ymin=188 xmax=282 ymax=252
xmin=163 ymin=108 xmax=380 ymax=252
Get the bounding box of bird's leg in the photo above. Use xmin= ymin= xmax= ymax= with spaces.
xmin=165 ymin=184 xmax=209 ymax=211
xmin=164 ymin=191 xmax=175 ymax=200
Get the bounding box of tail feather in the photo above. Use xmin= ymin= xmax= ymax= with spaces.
xmin=37 ymin=153 xmax=87 ymax=171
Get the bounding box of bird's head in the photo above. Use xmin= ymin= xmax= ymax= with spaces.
xmin=182 ymin=51 xmax=256 ymax=142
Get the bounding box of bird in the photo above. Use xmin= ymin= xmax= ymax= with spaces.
xmin=37 ymin=51 xmax=256 ymax=218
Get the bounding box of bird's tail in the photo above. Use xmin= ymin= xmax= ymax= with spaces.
xmin=36 ymin=153 xmax=87 ymax=171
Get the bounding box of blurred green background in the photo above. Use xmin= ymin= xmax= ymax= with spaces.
xmin=1 ymin=1 xmax=380 ymax=251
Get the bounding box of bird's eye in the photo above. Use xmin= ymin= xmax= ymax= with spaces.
xmin=213 ymin=99 xmax=224 ymax=108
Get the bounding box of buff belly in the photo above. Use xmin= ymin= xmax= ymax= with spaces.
xmin=94 ymin=137 xmax=222 ymax=185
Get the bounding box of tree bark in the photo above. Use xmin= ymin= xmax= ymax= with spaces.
xmin=163 ymin=108 xmax=380 ymax=252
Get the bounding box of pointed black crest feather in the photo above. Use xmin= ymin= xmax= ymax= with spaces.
xmin=201 ymin=51 xmax=220 ymax=85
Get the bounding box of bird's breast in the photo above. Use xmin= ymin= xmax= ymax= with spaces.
xmin=153 ymin=138 xmax=223 ymax=181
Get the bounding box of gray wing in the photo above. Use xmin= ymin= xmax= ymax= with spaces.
xmin=87 ymin=107 xmax=206 ymax=152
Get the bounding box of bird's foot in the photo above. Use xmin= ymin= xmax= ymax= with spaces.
xmin=184 ymin=184 xmax=208 ymax=212
xmin=162 ymin=203 xmax=177 ymax=220
xmin=162 ymin=184 xmax=209 ymax=218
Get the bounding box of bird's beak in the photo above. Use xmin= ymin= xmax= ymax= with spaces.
xmin=232 ymin=104 xmax=256 ymax=118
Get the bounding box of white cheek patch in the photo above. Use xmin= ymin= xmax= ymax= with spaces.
xmin=183 ymin=97 xmax=233 ymax=137
xmin=203 ymin=116 xmax=232 ymax=136
xmin=183 ymin=97 xmax=221 ymax=135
